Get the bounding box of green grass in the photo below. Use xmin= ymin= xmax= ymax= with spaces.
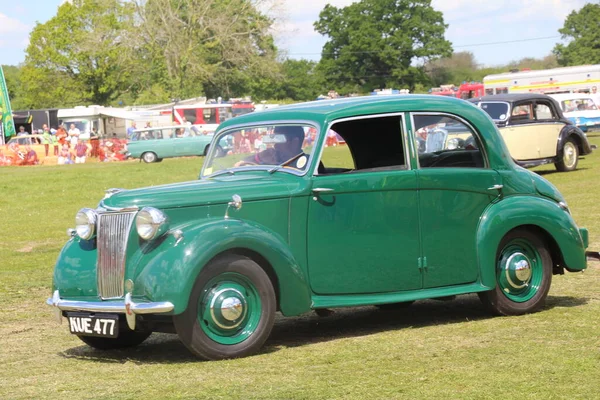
xmin=1 ymin=142 xmax=600 ymax=400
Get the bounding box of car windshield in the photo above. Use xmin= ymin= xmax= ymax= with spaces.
xmin=560 ymin=98 xmax=598 ymax=112
xmin=478 ymin=102 xmax=510 ymax=121
xmin=202 ymin=123 xmax=318 ymax=177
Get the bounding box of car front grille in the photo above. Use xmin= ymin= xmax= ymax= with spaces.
xmin=96 ymin=211 xmax=136 ymax=299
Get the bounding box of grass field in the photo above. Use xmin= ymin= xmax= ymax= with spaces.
xmin=1 ymin=139 xmax=600 ymax=399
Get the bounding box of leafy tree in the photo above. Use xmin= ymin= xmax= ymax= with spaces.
xmin=23 ymin=0 xmax=137 ymax=107
xmin=553 ymin=3 xmax=600 ymax=66
xmin=132 ymin=0 xmax=279 ymax=100
xmin=314 ymin=0 xmax=452 ymax=93
xmin=426 ymin=51 xmax=479 ymax=86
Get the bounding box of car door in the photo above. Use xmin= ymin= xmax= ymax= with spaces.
xmin=500 ymin=100 xmax=560 ymax=160
xmin=411 ymin=113 xmax=502 ymax=289
xmin=306 ymin=114 xmax=422 ymax=295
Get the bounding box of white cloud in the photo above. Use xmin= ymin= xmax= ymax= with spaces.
xmin=0 ymin=13 xmax=29 ymax=34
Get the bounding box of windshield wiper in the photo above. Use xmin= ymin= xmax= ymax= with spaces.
xmin=268 ymin=153 xmax=305 ymax=174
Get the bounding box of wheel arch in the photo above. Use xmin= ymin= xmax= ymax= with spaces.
xmin=557 ymin=125 xmax=589 ymax=155
xmin=133 ymin=219 xmax=311 ymax=317
xmin=477 ymin=196 xmax=586 ymax=287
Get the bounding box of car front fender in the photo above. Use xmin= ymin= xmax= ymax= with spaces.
xmin=477 ymin=195 xmax=587 ymax=288
xmin=132 ymin=218 xmax=311 ymax=316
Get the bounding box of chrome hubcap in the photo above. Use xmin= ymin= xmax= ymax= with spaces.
xmin=504 ymin=252 xmax=532 ymax=289
xmin=208 ymin=288 xmax=247 ymax=330
xmin=564 ymin=143 xmax=576 ymax=167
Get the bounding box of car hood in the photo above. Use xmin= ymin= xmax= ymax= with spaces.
xmin=99 ymin=172 xmax=307 ymax=210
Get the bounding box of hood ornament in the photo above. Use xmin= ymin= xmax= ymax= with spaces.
xmin=104 ymin=188 xmax=126 ymax=199
xmin=225 ymin=194 xmax=243 ymax=219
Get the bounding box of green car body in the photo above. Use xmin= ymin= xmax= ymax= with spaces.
xmin=47 ymin=95 xmax=591 ymax=360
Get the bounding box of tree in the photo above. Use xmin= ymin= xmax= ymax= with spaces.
xmin=426 ymin=51 xmax=478 ymax=86
xmin=23 ymin=0 xmax=137 ymax=107
xmin=553 ymin=3 xmax=600 ymax=66
xmin=314 ymin=0 xmax=452 ymax=93
xmin=131 ymin=0 xmax=280 ymax=100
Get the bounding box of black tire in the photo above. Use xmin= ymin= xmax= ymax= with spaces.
xmin=376 ymin=301 xmax=415 ymax=311
xmin=479 ymin=228 xmax=552 ymax=316
xmin=174 ymin=254 xmax=276 ymax=360
xmin=78 ymin=330 xmax=151 ymax=350
xmin=555 ymin=138 xmax=579 ymax=172
xmin=141 ymin=152 xmax=158 ymax=163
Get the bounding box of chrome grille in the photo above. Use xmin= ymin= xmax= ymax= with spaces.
xmin=97 ymin=212 xmax=136 ymax=299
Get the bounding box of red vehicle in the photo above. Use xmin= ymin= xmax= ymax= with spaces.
xmin=431 ymin=84 xmax=457 ymax=97
xmin=172 ymin=104 xmax=233 ymax=134
xmin=230 ymin=99 xmax=255 ymax=117
xmin=457 ymin=82 xmax=485 ymax=99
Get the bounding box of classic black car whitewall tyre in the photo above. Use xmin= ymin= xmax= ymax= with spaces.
xmin=555 ymin=138 xmax=579 ymax=172
xmin=479 ymin=228 xmax=552 ymax=316
xmin=78 ymin=330 xmax=152 ymax=350
xmin=174 ymin=255 xmax=276 ymax=360
xmin=141 ymin=152 xmax=158 ymax=163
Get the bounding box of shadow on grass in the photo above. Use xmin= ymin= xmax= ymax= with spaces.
xmin=57 ymin=294 xmax=587 ymax=363
xmin=534 ymin=166 xmax=590 ymax=176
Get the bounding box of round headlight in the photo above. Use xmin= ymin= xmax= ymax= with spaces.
xmin=136 ymin=207 xmax=169 ymax=240
xmin=446 ymin=138 xmax=459 ymax=150
xmin=75 ymin=208 xmax=97 ymax=240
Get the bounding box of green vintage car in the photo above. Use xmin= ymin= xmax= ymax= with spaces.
xmin=47 ymin=95 xmax=595 ymax=360
xmin=127 ymin=125 xmax=227 ymax=163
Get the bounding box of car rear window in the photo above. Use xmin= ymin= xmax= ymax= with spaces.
xmin=479 ymin=102 xmax=509 ymax=121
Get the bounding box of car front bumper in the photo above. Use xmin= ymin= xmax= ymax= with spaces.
xmin=46 ymin=290 xmax=174 ymax=330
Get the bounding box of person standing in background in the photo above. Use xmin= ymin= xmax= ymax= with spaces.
xmin=67 ymin=123 xmax=80 ymax=146
xmin=41 ymin=124 xmax=52 ymax=157
xmin=56 ymin=125 xmax=68 ymax=148
xmin=127 ymin=121 xmax=137 ymax=140
xmin=74 ymin=140 xmax=88 ymax=163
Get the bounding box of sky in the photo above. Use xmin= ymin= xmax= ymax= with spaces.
xmin=0 ymin=0 xmax=592 ymax=67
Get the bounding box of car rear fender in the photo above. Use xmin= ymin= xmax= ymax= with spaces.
xmin=557 ymin=125 xmax=592 ymax=155
xmin=476 ymin=195 xmax=587 ymax=287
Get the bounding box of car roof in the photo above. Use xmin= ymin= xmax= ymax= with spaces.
xmin=218 ymin=94 xmax=485 ymax=129
xmin=133 ymin=125 xmax=190 ymax=132
xmin=549 ymin=93 xmax=594 ymax=100
xmin=470 ymin=93 xmax=557 ymax=103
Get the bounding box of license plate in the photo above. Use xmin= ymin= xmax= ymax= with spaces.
xmin=67 ymin=312 xmax=119 ymax=338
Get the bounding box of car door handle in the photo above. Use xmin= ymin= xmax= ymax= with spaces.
xmin=312 ymin=187 xmax=335 ymax=194
xmin=487 ymin=184 xmax=503 ymax=191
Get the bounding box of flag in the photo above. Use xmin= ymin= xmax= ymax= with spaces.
xmin=0 ymin=66 xmax=16 ymax=144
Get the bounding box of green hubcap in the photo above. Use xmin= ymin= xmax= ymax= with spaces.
xmin=198 ymin=273 xmax=261 ymax=345
xmin=563 ymin=142 xmax=577 ymax=168
xmin=497 ymin=240 xmax=542 ymax=302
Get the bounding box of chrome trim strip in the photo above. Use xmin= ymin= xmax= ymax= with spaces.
xmin=47 ymin=291 xmax=174 ymax=314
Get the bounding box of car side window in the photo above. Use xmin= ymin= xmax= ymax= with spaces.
xmin=509 ymin=103 xmax=534 ymax=124
xmin=534 ymin=102 xmax=557 ymax=121
xmin=319 ymin=115 xmax=406 ymax=174
xmin=413 ymin=114 xmax=485 ymax=169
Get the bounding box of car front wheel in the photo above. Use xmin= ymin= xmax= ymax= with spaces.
xmin=174 ymin=255 xmax=276 ymax=360
xmin=479 ymin=228 xmax=552 ymax=316
xmin=141 ymin=152 xmax=158 ymax=163
xmin=555 ymin=138 xmax=579 ymax=172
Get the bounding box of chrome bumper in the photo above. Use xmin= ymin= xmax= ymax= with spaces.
xmin=46 ymin=290 xmax=174 ymax=330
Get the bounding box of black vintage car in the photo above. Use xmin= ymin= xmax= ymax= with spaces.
xmin=470 ymin=94 xmax=593 ymax=171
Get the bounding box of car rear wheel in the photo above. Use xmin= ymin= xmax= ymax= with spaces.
xmin=174 ymin=255 xmax=276 ymax=360
xmin=479 ymin=228 xmax=552 ymax=316
xmin=78 ymin=330 xmax=152 ymax=350
xmin=141 ymin=152 xmax=158 ymax=163
xmin=555 ymin=138 xmax=579 ymax=172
